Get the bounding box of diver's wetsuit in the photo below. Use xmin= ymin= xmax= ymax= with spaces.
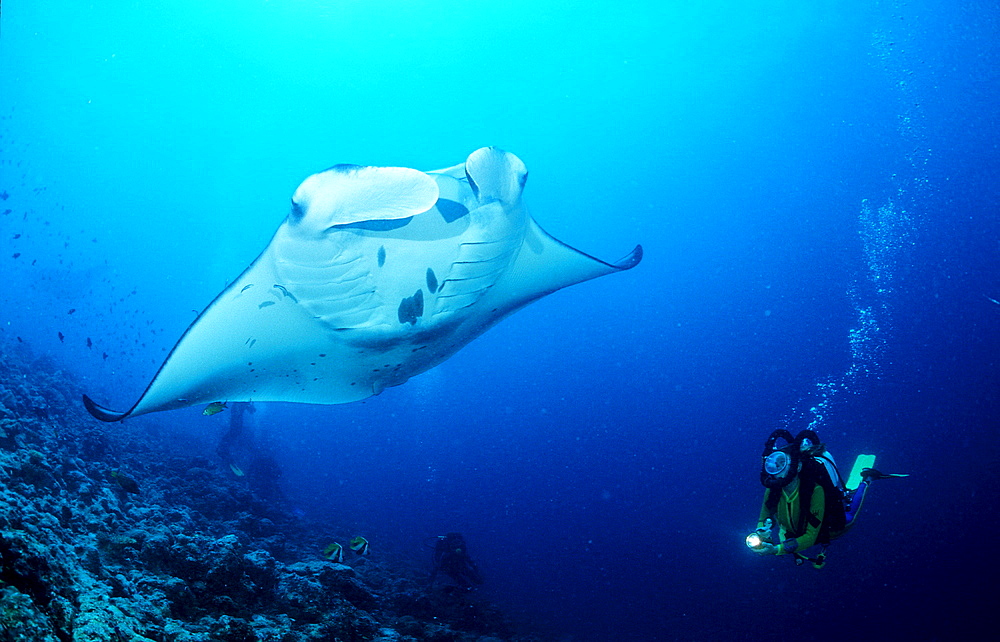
xmin=757 ymin=478 xmax=870 ymax=555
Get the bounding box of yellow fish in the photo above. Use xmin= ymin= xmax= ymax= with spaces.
xmin=202 ymin=402 xmax=227 ymax=416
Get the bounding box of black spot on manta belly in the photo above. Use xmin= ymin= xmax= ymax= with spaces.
xmin=378 ymin=246 xmax=386 ymax=267
xmin=397 ymin=289 xmax=424 ymax=326
xmin=259 ymin=301 xmax=275 ymax=309
xmin=426 ymin=268 xmax=438 ymax=293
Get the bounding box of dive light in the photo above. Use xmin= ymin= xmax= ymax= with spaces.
xmin=745 ymin=530 xmax=772 ymax=550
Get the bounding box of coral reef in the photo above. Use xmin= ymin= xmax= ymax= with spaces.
xmin=0 ymin=345 xmax=546 ymax=642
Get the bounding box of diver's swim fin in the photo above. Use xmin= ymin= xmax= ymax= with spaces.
xmin=861 ymin=467 xmax=909 ymax=481
xmin=847 ymin=454 xmax=877 ymax=490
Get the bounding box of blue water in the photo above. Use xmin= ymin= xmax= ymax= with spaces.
xmin=2 ymin=1 xmax=998 ymax=639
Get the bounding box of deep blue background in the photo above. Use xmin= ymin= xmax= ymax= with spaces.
xmin=2 ymin=1 xmax=998 ymax=640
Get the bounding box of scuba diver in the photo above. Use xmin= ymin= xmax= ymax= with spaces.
xmin=246 ymin=452 xmax=285 ymax=503
xmin=216 ymin=401 xmax=255 ymax=476
xmin=429 ymin=532 xmax=484 ymax=589
xmin=747 ymin=429 xmax=907 ymax=569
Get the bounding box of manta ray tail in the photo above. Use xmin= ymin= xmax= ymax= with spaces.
xmin=82 ymin=394 xmax=132 ymax=422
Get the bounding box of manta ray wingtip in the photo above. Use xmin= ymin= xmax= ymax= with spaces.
xmin=616 ymin=244 xmax=643 ymax=270
xmin=82 ymin=394 xmax=131 ymax=422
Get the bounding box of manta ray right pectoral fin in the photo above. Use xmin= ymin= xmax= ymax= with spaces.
xmin=82 ymin=394 xmax=134 ymax=422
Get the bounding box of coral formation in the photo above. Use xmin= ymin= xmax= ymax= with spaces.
xmin=0 ymin=345 xmax=546 ymax=642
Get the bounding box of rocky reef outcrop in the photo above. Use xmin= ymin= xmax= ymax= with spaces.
xmin=0 ymin=345 xmax=545 ymax=642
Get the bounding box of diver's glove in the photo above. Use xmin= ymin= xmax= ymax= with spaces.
xmin=753 ymin=542 xmax=778 ymax=555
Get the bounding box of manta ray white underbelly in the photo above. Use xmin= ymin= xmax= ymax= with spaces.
xmin=83 ymin=147 xmax=642 ymax=421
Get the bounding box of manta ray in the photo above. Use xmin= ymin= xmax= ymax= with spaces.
xmin=83 ymin=147 xmax=642 ymax=421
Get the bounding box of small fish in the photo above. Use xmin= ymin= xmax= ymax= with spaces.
xmin=12 ymin=233 xmax=19 ymax=239
xmin=102 ymin=352 xmax=108 ymax=360
xmin=58 ymin=332 xmax=64 ymax=342
xmin=68 ymin=309 xmax=76 ymax=315
xmin=323 ymin=542 xmax=344 ymax=563
xmin=86 ymin=337 xmax=93 ymax=348
xmin=12 ymin=253 xmax=20 ymax=259
xmin=110 ymin=470 xmax=140 ymax=494
xmin=349 ymin=536 xmax=370 ymax=556
xmin=203 ymin=401 xmax=228 ymax=416
xmin=229 ymin=463 xmax=244 ymax=477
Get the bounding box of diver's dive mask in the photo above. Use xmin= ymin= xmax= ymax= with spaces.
xmin=759 ymin=428 xmax=822 ymax=489
xmin=764 ymin=450 xmax=791 ymax=477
